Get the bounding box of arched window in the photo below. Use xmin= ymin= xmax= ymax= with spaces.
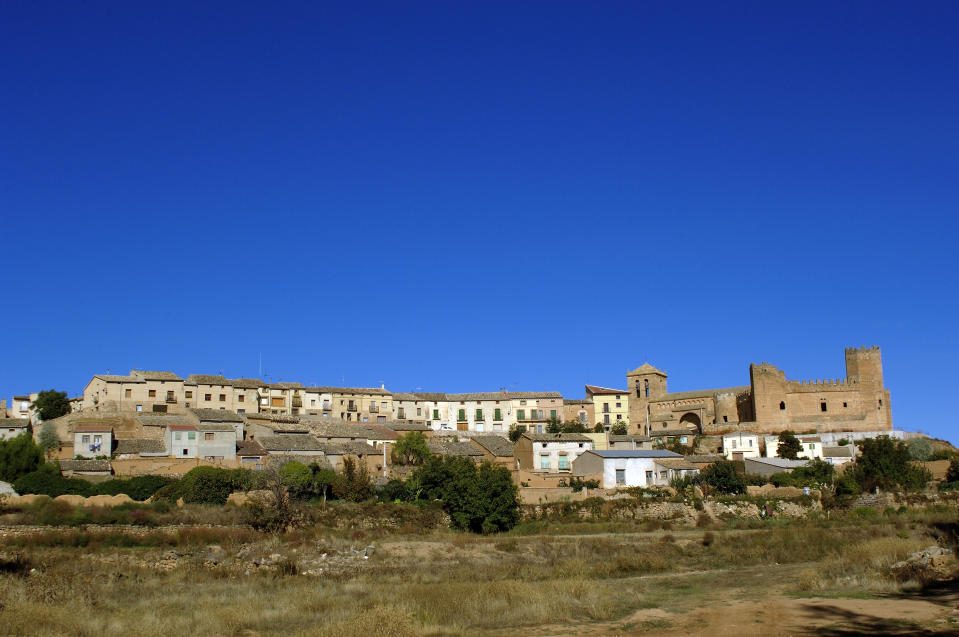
xmin=644 ymin=379 xmax=649 ymax=398
xmin=779 ymin=401 xmax=786 ymax=410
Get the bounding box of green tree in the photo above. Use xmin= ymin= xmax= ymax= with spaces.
xmin=174 ymin=466 xmax=259 ymax=504
xmin=592 ymin=423 xmax=605 ymax=433
xmin=508 ymin=427 xmax=524 ymax=443
xmin=31 ymin=389 xmax=71 ymax=422
xmin=279 ymin=461 xmax=315 ymax=500
xmin=391 ymin=431 xmax=432 ymax=466
xmin=849 ymin=435 xmax=931 ymax=492
xmin=790 ymin=458 xmax=835 ymax=486
xmin=14 ymin=463 xmax=94 ymax=497
xmin=696 ymin=460 xmax=746 ymax=495
xmin=610 ymin=423 xmax=628 ymax=436
xmin=906 ymin=437 xmax=933 ymax=461
xmin=777 ymin=431 xmax=802 ymax=460
xmin=37 ymin=422 xmax=60 ymax=460
xmin=0 ymin=432 xmax=44 ymax=482
xmin=560 ymin=420 xmax=588 ymax=433
xmin=332 ymin=456 xmax=374 ymax=502
xmin=834 ymin=473 xmax=861 ymax=497
xmin=545 ymin=417 xmax=562 ymax=434
xmin=945 ymin=459 xmax=959 ymax=484
xmin=408 ymin=456 xmax=519 ymax=533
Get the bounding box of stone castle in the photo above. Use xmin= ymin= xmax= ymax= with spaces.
xmin=627 ymin=346 xmax=892 ymax=436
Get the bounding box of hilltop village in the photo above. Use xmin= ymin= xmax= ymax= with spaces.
xmin=1 ymin=346 xmax=903 ymax=492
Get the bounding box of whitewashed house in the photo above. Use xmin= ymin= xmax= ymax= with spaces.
xmin=722 ymin=431 xmax=761 ymax=460
xmin=571 ymin=450 xmax=699 ymax=488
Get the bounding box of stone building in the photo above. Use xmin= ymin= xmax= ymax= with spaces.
xmin=626 ymin=346 xmax=892 ymax=436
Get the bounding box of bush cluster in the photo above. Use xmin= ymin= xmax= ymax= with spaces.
xmin=13 ymin=464 xmax=174 ymax=500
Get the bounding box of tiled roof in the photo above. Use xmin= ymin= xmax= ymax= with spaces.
xmin=722 ymin=431 xmax=760 ymax=437
xmin=60 ymin=459 xmax=112 ymax=472
xmin=585 ymin=385 xmax=626 ymax=395
xmin=652 ymin=386 xmax=750 ymax=403
xmin=308 ymin=422 xmax=377 ymax=438
xmin=185 ymin=375 xmax=233 ymax=386
xmin=655 ymin=457 xmax=699 ymax=471
xmin=114 ymin=439 xmax=167 ymax=455
xmin=232 ymin=378 xmax=267 ymax=389
xmin=471 ymin=435 xmax=514 ymax=457
xmin=269 ymin=454 xmax=334 ymax=471
xmin=75 ymin=424 xmax=113 ymax=432
xmin=522 ymin=433 xmax=592 ymax=443
xmin=608 ymin=434 xmax=652 ymax=443
xmin=627 ymin=363 xmax=665 ymax=376
xmin=384 ymin=422 xmax=430 ymax=432
xmin=1 ymin=419 xmax=29 ymax=428
xmin=447 ymin=391 xmax=562 ymax=401
xmin=236 ymin=440 xmax=266 ymax=457
xmin=746 ymin=457 xmax=810 ymax=469
xmin=189 ymin=408 xmax=245 ymax=423
xmin=167 ymin=424 xmax=197 ymax=431
xmin=823 ymin=446 xmax=855 ymax=458
xmin=563 ymin=398 xmax=590 ymax=405
xmin=196 ymin=423 xmax=236 ymax=432
xmin=318 ymin=441 xmax=377 ymax=456
xmin=131 ymin=370 xmax=183 ymax=381
xmin=306 ymin=386 xmax=390 ymax=395
xmin=587 ymin=450 xmax=680 ymax=458
xmin=260 ymin=434 xmax=325 ymax=452
xmin=798 ymin=435 xmax=823 ymax=443
xmin=268 ymin=382 xmax=304 ymax=389
xmin=428 ymin=439 xmax=484 ymax=457
xmin=94 ymin=374 xmax=143 ymax=383
xmin=137 ymin=414 xmax=187 ymax=428
xmin=684 ymin=454 xmax=725 ymax=463
xmin=652 ymin=429 xmax=697 ymax=437
xmin=363 ymin=424 xmax=400 ymax=440
xmin=413 ymin=392 xmax=448 ymax=401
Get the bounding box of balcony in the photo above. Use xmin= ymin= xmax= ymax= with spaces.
xmin=322 ymin=402 xmax=332 ymax=411
xmin=397 ymin=410 xmax=406 ymax=419
xmin=165 ymin=396 xmax=178 ymax=404
xmin=347 ymin=404 xmax=358 ymax=412
xmin=292 ymin=397 xmax=303 ymax=408
xmin=369 ymin=404 xmax=379 ymax=413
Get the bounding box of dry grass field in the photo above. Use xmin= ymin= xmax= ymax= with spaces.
xmin=1 ymin=505 xmax=959 ymax=636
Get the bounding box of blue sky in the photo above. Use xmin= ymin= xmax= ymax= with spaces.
xmin=2 ymin=2 xmax=956 ymax=441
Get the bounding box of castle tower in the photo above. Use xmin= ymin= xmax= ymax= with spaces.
xmin=845 ymin=346 xmax=884 ymax=388
xmin=626 ymin=363 xmax=667 ymax=436
xmin=749 ymin=362 xmax=789 ymax=426
xmin=845 ymin=345 xmax=892 ymax=429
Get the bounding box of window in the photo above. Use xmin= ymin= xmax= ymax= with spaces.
xmin=615 ymin=469 xmax=625 ymax=485
xmin=124 ymin=389 xmax=132 ymax=398
xmin=416 ymin=407 xmax=421 ymax=416
xmin=185 ymin=391 xmax=193 ymax=399
xmin=731 ymin=440 xmax=737 ymax=449
xmin=541 ymin=442 xmax=548 ymax=448
xmin=188 ymin=432 xmax=196 ymax=440
xmin=261 ymin=398 xmax=269 ymax=405
xmin=809 ymin=443 xmax=816 ymax=450
xmin=518 ymin=409 xmax=525 ymax=420
xmin=174 ymin=432 xmax=182 ymax=440
xmin=205 ymin=394 xmax=212 ymax=401
xmin=182 ymin=448 xmax=188 ymax=456
xmin=148 ymin=390 xmax=156 ymax=397
xmin=748 ymin=439 xmax=753 ymax=447
xmin=843 ymin=402 xmax=848 ymax=408
xmin=779 ymin=401 xmax=785 ymax=410
xmin=494 ymin=408 xmax=502 ymax=421
xmin=645 ymin=470 xmax=653 ymax=482
xmin=136 ymin=404 xmax=142 ymax=412
xmin=219 ymin=394 xmax=226 ymax=402
xmin=238 ymin=395 xmax=245 ymax=403
xmin=681 ymin=436 xmax=688 ymax=444
xmin=520 ymin=400 xmax=527 ymax=406
xmin=603 ymin=402 xmax=609 ymax=413
xmin=550 ymin=410 xmax=557 ymax=419
xmin=616 ymin=395 xmax=621 ymax=400
xmin=615 ymin=402 xmax=621 ymax=408
xmin=475 ymin=409 xmax=483 ymax=420
xmin=237 ymin=409 xmax=245 ymax=414
xmin=644 ymin=379 xmax=649 ymax=397
xmin=821 ymin=402 xmax=827 ymax=412
xmin=558 ymin=455 xmax=568 ymax=470
xmin=616 ymin=414 xmax=622 ymax=420
xmin=204 ymin=432 xmax=214 ymax=441
xmin=458 ymin=409 xmax=466 ymax=421
xmin=81 ymin=435 xmax=90 ymax=443
xmin=540 ymin=455 xmax=550 ymax=470
xmin=433 ymin=409 xmax=439 ymax=419
xmin=878 ymin=399 xmax=883 ymax=407
xmin=603 ymin=414 xmax=609 ymax=424
xmin=723 ymin=416 xmax=728 ymax=422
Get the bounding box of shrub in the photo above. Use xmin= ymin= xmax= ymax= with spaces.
xmin=13 ymin=464 xmax=94 ymax=497
xmin=94 ymin=475 xmax=174 ymax=501
xmin=391 ymin=432 xmax=431 ymax=466
xmin=379 ymin=478 xmax=410 ymax=502
xmin=945 ymin=459 xmax=959 ymax=484
xmin=332 ymin=457 xmax=374 ymax=502
xmin=610 ymin=423 xmax=628 ymax=436
xmin=848 ymin=435 xmax=931 ymax=492
xmin=697 ymin=461 xmax=746 ymax=495
xmin=569 ymin=476 xmax=599 ymax=492
xmin=907 ymin=437 xmax=933 ymax=461
xmin=928 ymin=449 xmax=956 ymax=461
xmin=0 ymin=433 xmax=44 ymax=482
xmin=768 ymin=472 xmax=795 ymax=488
xmin=790 ymin=459 xmax=835 ymax=487
xmin=173 ymin=467 xmax=260 ymax=504
xmin=834 ymin=473 xmax=861 ymax=497
xmin=777 ymin=431 xmax=802 ymax=460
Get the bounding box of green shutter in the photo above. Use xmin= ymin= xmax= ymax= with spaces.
xmin=550 ymin=410 xmax=557 ymax=419
xmin=458 ymin=409 xmax=465 ymax=420
xmin=433 ymin=409 xmax=439 ymax=419
xmin=518 ymin=409 xmax=525 ymax=420
xmin=494 ymin=408 xmax=501 ymax=420
xmin=475 ymin=409 xmax=483 ymax=420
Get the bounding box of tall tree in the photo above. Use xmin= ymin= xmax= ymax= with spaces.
xmin=391 ymin=431 xmax=432 ymax=466
xmin=31 ymin=389 xmax=71 ymax=422
xmin=777 ymin=430 xmax=802 ymax=459
xmin=36 ymin=422 xmax=61 ymax=460
xmin=0 ymin=433 xmax=44 ymax=482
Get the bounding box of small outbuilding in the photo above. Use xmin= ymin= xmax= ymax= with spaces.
xmin=571 ymin=449 xmax=697 ymax=488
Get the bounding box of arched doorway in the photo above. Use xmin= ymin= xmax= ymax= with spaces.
xmin=679 ymin=412 xmax=701 ymax=433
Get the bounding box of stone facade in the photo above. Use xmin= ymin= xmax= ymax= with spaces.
xmin=627 ymin=346 xmax=892 ymax=436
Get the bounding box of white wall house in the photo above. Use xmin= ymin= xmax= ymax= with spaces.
xmin=0 ymin=419 xmax=29 ymax=441
xmin=722 ymin=431 xmax=761 ymax=460
xmin=74 ymin=425 xmax=113 ymax=458
xmin=764 ymin=434 xmax=825 ymax=460
xmin=166 ymin=425 xmax=199 ymax=458
xmin=571 ymin=450 xmax=699 ymax=488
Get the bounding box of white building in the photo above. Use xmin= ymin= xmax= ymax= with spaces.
xmin=0 ymin=418 xmax=29 ymax=441
xmin=764 ymin=434 xmax=825 ymax=460
xmin=74 ymin=425 xmax=113 ymax=458
xmin=722 ymin=431 xmax=761 ymax=460
xmin=572 ymin=450 xmax=699 ymax=488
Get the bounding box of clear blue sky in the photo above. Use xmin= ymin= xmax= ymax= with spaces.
xmin=2 ymin=2 xmax=956 ymax=441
